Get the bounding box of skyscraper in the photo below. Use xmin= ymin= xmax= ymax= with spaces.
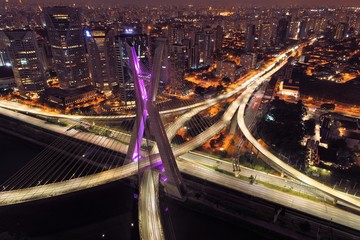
xmin=194 ymin=31 xmax=206 ymax=67
xmin=259 ymin=23 xmax=272 ymax=48
xmin=44 ymin=6 xmax=90 ymax=89
xmin=289 ymin=19 xmax=301 ymax=39
xmin=114 ymin=30 xmax=149 ymax=106
xmin=276 ymin=18 xmax=290 ymax=45
xmin=193 ymin=30 xmax=215 ymax=68
xmin=298 ymin=19 xmax=308 ymax=39
xmin=204 ymin=30 xmax=215 ymax=65
xmin=0 ymin=30 xmax=46 ymax=97
xmin=215 ymin=25 xmax=223 ymax=52
xmin=85 ymin=28 xmax=116 ymax=93
xmin=334 ymin=23 xmax=348 ymax=41
xmin=244 ymin=24 xmax=256 ymax=52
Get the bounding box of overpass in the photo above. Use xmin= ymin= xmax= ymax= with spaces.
xmin=236 ymin=58 xmax=360 ymax=209
xmin=0 ymin=42 xmax=296 ymax=205
xmin=0 ymin=40 xmax=342 ymax=207
xmin=2 ymin=39 xmax=360 ymax=236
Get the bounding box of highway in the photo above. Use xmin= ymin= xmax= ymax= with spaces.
xmin=139 ymin=170 xmax=164 ymax=240
xmin=236 ymin=57 xmax=360 ymax=209
xmin=0 ymin=43 xmax=311 ymax=205
xmin=180 ymin=152 xmax=324 ymax=199
xmin=0 ymin=72 xmax=273 ymax=206
xmin=177 ymin=158 xmax=360 ymax=232
xmin=0 ymin=107 xmax=142 ymax=156
xmin=3 ymin=40 xmax=358 ymax=234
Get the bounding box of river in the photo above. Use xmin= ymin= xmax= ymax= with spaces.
xmin=0 ymin=131 xmax=274 ymax=240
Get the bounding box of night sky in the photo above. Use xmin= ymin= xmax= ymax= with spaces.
xmin=25 ymin=0 xmax=360 ymax=7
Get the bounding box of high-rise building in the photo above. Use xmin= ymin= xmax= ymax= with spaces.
xmin=194 ymin=31 xmax=206 ymax=67
xmin=298 ymin=19 xmax=308 ymax=39
xmin=0 ymin=30 xmax=46 ymax=97
xmin=44 ymin=6 xmax=90 ymax=89
xmin=204 ymin=30 xmax=215 ymax=65
xmin=334 ymin=23 xmax=348 ymax=41
xmin=216 ymin=60 xmax=236 ymax=80
xmin=215 ymin=25 xmax=223 ymax=51
xmin=85 ymin=28 xmax=116 ymax=93
xmin=276 ymin=18 xmax=290 ymax=44
xmin=169 ymin=44 xmax=188 ymax=87
xmin=313 ymin=18 xmax=327 ymax=35
xmin=244 ymin=24 xmax=256 ymax=52
xmin=193 ymin=30 xmax=214 ymax=68
xmin=258 ymin=23 xmax=272 ymax=48
xmin=0 ymin=49 xmax=10 ymax=66
xmin=168 ymin=24 xmax=185 ymax=45
xmin=289 ymin=19 xmax=301 ymax=39
xmin=241 ymin=52 xmax=257 ymax=72
xmin=114 ymin=30 xmax=149 ymax=106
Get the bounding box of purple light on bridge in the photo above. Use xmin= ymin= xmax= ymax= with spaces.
xmin=129 ymin=46 xmax=152 ymax=163
xmin=139 ymin=80 xmax=148 ymax=101
xmin=161 ymin=175 xmax=168 ymax=182
xmin=131 ymin=47 xmax=148 ymax=101
xmin=131 ymin=113 xmax=146 ymax=163
xmin=132 ymin=152 xmax=141 ymax=162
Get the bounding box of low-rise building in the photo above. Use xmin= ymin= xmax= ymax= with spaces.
xmin=306 ymin=139 xmax=320 ymax=166
xmin=216 ymin=60 xmax=236 ymax=81
xmin=43 ymin=86 xmax=98 ymax=108
xmin=278 ymin=79 xmax=300 ymax=98
xmin=0 ymin=66 xmax=16 ymax=90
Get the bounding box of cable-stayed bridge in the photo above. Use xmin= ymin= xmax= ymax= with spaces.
xmin=1 ymin=40 xmax=360 ymax=238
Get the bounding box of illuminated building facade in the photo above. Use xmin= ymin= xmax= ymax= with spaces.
xmin=306 ymin=139 xmax=320 ymax=166
xmin=334 ymin=22 xmax=348 ymax=41
xmin=216 ymin=60 xmax=236 ymax=80
xmin=289 ymin=19 xmax=301 ymax=39
xmin=258 ymin=23 xmax=272 ymax=48
xmin=44 ymin=6 xmax=90 ymax=89
xmin=114 ymin=30 xmax=149 ymax=106
xmin=244 ymin=24 xmax=255 ymax=52
xmin=240 ymin=52 xmax=257 ymax=71
xmin=0 ymin=30 xmax=46 ymax=97
xmin=85 ymin=28 xmax=116 ymax=93
xmin=278 ymin=79 xmax=300 ymax=98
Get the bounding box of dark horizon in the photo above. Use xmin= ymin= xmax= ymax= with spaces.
xmin=22 ymin=0 xmax=360 ymax=7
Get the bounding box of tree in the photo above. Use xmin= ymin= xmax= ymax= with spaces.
xmin=222 ymin=77 xmax=231 ymax=85
xmin=210 ymin=139 xmax=217 ymax=148
xmin=172 ymin=134 xmax=186 ymax=144
xmin=195 ymin=86 xmax=205 ymax=95
xmin=304 ymin=119 xmax=316 ymax=136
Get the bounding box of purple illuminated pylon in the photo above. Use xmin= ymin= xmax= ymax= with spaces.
xmin=125 ymin=42 xmax=185 ymax=199
xmin=131 ymin=48 xmax=148 ymax=101
xmin=130 ymin=47 xmax=149 ymax=162
xmin=160 ymin=175 xmax=168 ymax=182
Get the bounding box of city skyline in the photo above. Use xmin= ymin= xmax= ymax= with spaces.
xmin=23 ymin=0 xmax=360 ymax=7
xmin=0 ymin=2 xmax=359 ymax=240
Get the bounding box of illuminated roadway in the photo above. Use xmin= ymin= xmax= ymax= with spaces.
xmin=177 ymin=158 xmax=360 ymax=232
xmin=1 ymin=42 xmax=360 ymax=232
xmin=179 ymin=152 xmax=324 ymax=199
xmin=0 ymin=52 xmax=284 ymax=206
xmin=236 ymin=58 xmax=360 ymax=209
xmin=139 ymin=170 xmax=164 ymax=240
xmin=0 ymin=86 xmax=243 ymax=206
